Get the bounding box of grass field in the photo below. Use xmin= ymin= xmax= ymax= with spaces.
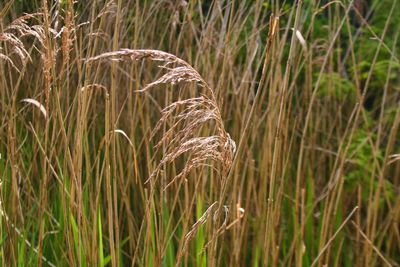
xmin=0 ymin=0 xmax=399 ymax=266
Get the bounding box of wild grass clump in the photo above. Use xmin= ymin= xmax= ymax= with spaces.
xmin=1 ymin=0 xmax=400 ymax=266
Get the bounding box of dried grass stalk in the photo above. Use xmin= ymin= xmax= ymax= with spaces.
xmin=388 ymin=154 xmax=400 ymax=164
xmin=21 ymin=98 xmax=47 ymax=118
xmin=86 ymin=49 xmax=236 ymax=190
xmin=0 ymin=13 xmax=45 ymax=72
xmin=175 ymin=201 xmax=219 ymax=266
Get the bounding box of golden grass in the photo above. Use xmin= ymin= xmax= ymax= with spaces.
xmin=0 ymin=1 xmax=399 ymax=266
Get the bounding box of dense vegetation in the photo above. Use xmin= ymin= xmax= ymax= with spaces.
xmin=0 ymin=0 xmax=399 ymax=266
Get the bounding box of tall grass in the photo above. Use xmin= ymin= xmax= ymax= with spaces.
xmin=0 ymin=0 xmax=399 ymax=266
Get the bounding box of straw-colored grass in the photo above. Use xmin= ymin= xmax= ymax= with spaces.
xmin=0 ymin=0 xmax=399 ymax=266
